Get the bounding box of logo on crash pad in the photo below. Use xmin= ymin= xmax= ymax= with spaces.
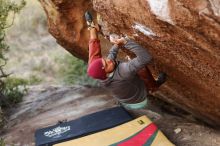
xmin=44 ymin=126 xmax=71 ymax=138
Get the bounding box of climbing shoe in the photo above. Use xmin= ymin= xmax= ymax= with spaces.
xmin=85 ymin=11 xmax=95 ymax=28
xmin=156 ymin=72 xmax=167 ymax=87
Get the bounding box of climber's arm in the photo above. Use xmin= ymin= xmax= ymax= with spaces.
xmin=120 ymin=39 xmax=152 ymax=77
xmin=107 ymin=44 xmax=120 ymax=60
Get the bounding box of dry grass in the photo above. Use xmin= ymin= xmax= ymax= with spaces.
xmin=5 ymin=0 xmax=95 ymax=86
xmin=5 ymin=0 xmax=71 ymax=85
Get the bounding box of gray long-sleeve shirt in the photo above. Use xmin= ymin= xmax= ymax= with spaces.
xmin=100 ymin=39 xmax=152 ymax=104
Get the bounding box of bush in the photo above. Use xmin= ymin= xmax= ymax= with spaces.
xmin=59 ymin=54 xmax=97 ymax=85
xmin=0 ymin=0 xmax=26 ymax=103
xmin=0 ymin=138 xmax=5 ymax=146
xmin=1 ymin=77 xmax=28 ymax=108
xmin=28 ymin=75 xmax=42 ymax=85
xmin=0 ymin=0 xmax=26 ymax=56
xmin=0 ymin=0 xmax=26 ymax=128
xmin=0 ymin=107 xmax=3 ymax=128
xmin=0 ymin=0 xmax=26 ymax=89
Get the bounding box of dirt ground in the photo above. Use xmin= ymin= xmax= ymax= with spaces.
xmin=0 ymin=85 xmax=220 ymax=146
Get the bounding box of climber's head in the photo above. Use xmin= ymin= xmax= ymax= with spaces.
xmin=87 ymin=58 xmax=116 ymax=80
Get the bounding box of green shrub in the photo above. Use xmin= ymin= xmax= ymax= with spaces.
xmin=0 ymin=0 xmax=26 ymax=88
xmin=0 ymin=0 xmax=26 ymax=110
xmin=1 ymin=77 xmax=27 ymax=108
xmin=0 ymin=138 xmax=5 ymax=146
xmin=0 ymin=107 xmax=3 ymax=128
xmin=0 ymin=0 xmax=26 ymax=57
xmin=28 ymin=75 xmax=42 ymax=85
xmin=59 ymin=54 xmax=97 ymax=85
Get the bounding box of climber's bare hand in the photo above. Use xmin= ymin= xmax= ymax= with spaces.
xmin=110 ymin=34 xmax=126 ymax=45
xmin=115 ymin=38 xmax=127 ymax=45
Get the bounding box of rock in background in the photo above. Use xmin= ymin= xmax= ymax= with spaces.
xmin=39 ymin=0 xmax=220 ymax=126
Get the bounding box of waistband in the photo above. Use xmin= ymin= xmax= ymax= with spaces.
xmin=121 ymin=98 xmax=148 ymax=110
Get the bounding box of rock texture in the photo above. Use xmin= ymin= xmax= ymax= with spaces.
xmin=39 ymin=0 xmax=220 ymax=126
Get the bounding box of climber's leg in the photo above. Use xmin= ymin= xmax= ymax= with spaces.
xmin=85 ymin=11 xmax=102 ymax=66
xmin=89 ymin=27 xmax=98 ymax=40
xmin=138 ymin=66 xmax=167 ymax=92
xmin=85 ymin=11 xmax=100 ymax=40
xmin=138 ymin=66 xmax=158 ymax=92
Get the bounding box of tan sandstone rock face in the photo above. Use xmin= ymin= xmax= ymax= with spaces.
xmin=39 ymin=0 xmax=220 ymax=126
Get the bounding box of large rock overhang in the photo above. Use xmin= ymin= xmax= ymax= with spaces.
xmin=39 ymin=0 xmax=220 ymax=127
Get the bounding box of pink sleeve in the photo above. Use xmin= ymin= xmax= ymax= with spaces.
xmin=88 ymin=39 xmax=102 ymax=65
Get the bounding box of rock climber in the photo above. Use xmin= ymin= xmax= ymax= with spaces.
xmin=85 ymin=11 xmax=166 ymax=110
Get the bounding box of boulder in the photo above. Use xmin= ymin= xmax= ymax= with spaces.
xmin=39 ymin=0 xmax=220 ymax=126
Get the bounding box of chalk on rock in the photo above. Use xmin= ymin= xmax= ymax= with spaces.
xmin=174 ymin=128 xmax=182 ymax=134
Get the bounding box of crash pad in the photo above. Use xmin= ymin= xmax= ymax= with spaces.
xmin=35 ymin=107 xmax=132 ymax=146
xmin=55 ymin=116 xmax=174 ymax=146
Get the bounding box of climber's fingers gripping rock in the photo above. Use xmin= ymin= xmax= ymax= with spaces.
xmin=109 ymin=34 xmax=127 ymax=46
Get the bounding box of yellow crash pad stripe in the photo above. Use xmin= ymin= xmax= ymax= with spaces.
xmin=151 ymin=131 xmax=175 ymax=146
xmin=55 ymin=116 xmax=174 ymax=146
xmin=55 ymin=116 xmax=151 ymax=146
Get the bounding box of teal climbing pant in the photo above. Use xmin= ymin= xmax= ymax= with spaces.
xmin=122 ymin=99 xmax=148 ymax=110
